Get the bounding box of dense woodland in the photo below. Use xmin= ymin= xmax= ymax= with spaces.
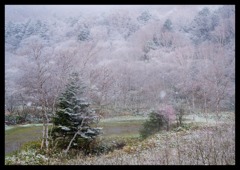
xmin=5 ymin=5 xmax=235 ymax=121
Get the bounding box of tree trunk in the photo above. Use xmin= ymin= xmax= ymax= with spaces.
xmin=192 ymin=94 xmax=195 ymax=111
xmin=64 ymin=131 xmax=79 ymax=154
xmin=44 ymin=109 xmax=49 ymax=151
xmin=41 ymin=123 xmax=45 ymax=150
xmin=64 ymin=118 xmax=86 ymax=154
xmin=40 ymin=107 xmax=49 ymax=151
xmin=216 ymin=97 xmax=220 ymax=120
xmin=203 ymin=89 xmax=207 ymax=114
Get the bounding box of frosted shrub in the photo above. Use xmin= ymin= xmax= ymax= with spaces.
xmin=5 ymin=149 xmax=48 ymax=165
xmin=140 ymin=105 xmax=176 ymax=139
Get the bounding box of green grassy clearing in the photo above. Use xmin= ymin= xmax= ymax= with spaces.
xmin=5 ymin=126 xmax=43 ymax=155
xmin=5 ymin=112 xmax=234 ymax=165
xmin=5 ymin=116 xmax=146 ymax=154
xmin=5 ymin=113 xmax=234 ymax=155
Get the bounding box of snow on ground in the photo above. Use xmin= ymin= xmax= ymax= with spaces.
xmin=5 ymin=123 xmax=52 ymax=131
xmin=101 ymin=115 xmax=148 ymax=123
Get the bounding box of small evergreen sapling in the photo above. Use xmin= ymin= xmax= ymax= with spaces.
xmin=52 ymin=73 xmax=102 ymax=153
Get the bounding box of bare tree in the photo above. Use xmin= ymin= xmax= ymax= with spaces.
xmin=17 ymin=36 xmax=53 ymax=150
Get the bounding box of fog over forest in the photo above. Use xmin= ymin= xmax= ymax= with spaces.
xmin=4 ymin=5 xmax=235 ymax=165
xmin=5 ymin=5 xmax=234 ymax=115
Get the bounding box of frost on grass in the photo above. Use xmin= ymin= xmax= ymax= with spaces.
xmin=53 ymin=120 xmax=234 ymax=165
xmin=5 ymin=124 xmax=45 ymax=131
xmin=5 ymin=149 xmax=48 ymax=165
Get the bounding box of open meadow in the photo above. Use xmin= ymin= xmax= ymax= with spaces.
xmin=5 ymin=112 xmax=235 ymax=165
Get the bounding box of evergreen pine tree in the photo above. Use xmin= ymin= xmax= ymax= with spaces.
xmin=52 ymin=72 xmax=101 ymax=151
xmin=163 ymin=19 xmax=173 ymax=32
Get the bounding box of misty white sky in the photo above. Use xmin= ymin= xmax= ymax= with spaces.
xmin=5 ymin=5 xmax=222 ymax=22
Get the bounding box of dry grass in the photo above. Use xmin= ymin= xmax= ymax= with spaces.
xmin=6 ymin=113 xmax=235 ymax=165
xmin=50 ymin=117 xmax=234 ymax=165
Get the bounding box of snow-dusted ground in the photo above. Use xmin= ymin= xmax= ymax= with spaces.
xmin=5 ymin=126 xmax=14 ymax=130
xmin=5 ymin=123 xmax=52 ymax=131
xmin=184 ymin=112 xmax=234 ymax=124
xmin=100 ymin=115 xmax=147 ymax=123
xmin=5 ymin=112 xmax=233 ymax=131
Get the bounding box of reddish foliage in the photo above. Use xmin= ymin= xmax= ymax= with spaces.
xmin=157 ymin=104 xmax=176 ymax=124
